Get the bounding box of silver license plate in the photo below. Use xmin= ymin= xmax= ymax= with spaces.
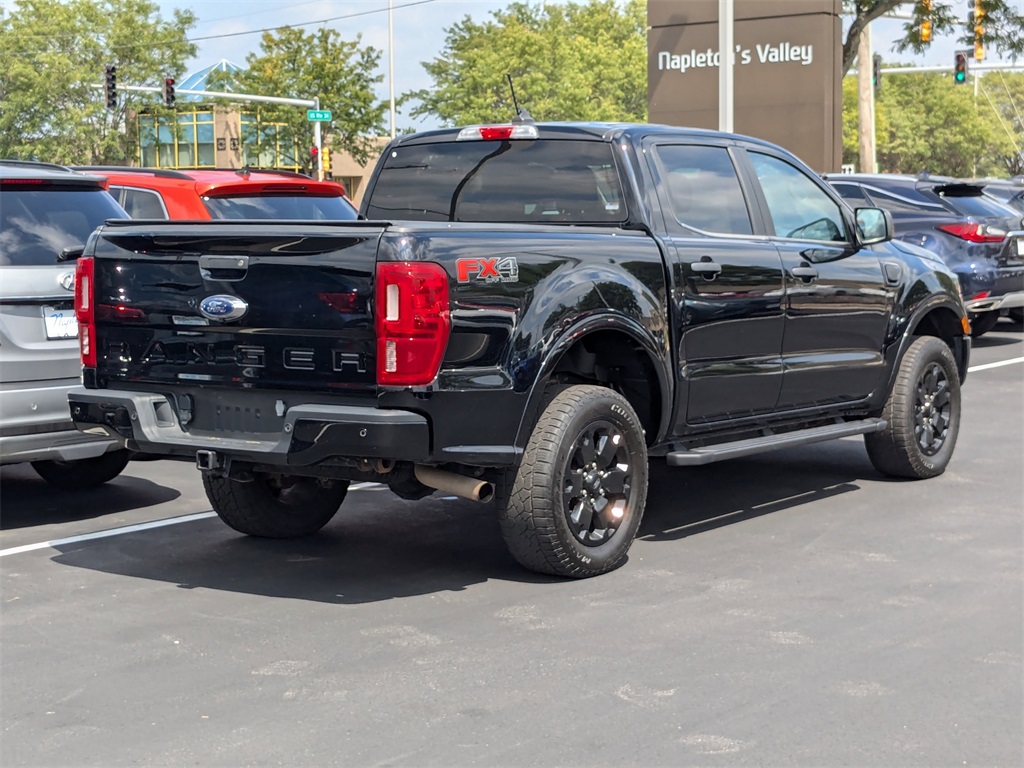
xmin=43 ymin=306 xmax=78 ymax=340
xmin=1016 ymin=238 xmax=1024 ymax=257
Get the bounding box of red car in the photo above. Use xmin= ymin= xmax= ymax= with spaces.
xmin=74 ymin=167 xmax=359 ymax=221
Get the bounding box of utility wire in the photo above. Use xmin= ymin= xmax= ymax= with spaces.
xmin=979 ymin=81 xmax=1022 ymax=153
xmin=193 ymin=0 xmax=326 ymax=27
xmin=187 ymin=0 xmax=440 ymax=44
xmin=996 ymin=70 xmax=1023 ymax=129
xmin=4 ymin=0 xmax=440 ymax=47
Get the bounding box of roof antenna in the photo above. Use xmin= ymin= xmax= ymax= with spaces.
xmin=507 ymin=74 xmax=534 ymax=124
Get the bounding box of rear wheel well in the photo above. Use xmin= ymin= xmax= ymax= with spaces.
xmin=548 ymin=330 xmax=662 ymax=444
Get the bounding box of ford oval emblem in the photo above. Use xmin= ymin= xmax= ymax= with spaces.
xmin=199 ymin=294 xmax=248 ymax=321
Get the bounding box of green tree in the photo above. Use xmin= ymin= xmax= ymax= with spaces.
xmin=842 ymin=70 xmax=1015 ymax=175
xmin=211 ymin=27 xmax=387 ymax=171
xmin=409 ymin=0 xmax=647 ymax=126
xmin=843 ymin=1 xmax=1024 ymax=76
xmin=976 ymin=71 xmax=1024 ymax=174
xmin=0 ymin=0 xmax=195 ymax=163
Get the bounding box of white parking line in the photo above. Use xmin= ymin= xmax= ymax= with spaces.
xmin=1 ymin=356 xmax=1020 ymax=560
xmin=0 ymin=512 xmax=217 ymax=558
xmin=969 ymin=356 xmax=1024 ymax=373
xmin=0 ymin=481 xmax=382 ymax=559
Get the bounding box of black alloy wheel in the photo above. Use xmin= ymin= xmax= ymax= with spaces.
xmin=913 ymin=361 xmax=952 ymax=456
xmin=562 ymin=421 xmax=633 ymax=546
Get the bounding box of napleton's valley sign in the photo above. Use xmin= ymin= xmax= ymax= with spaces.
xmin=648 ymin=0 xmax=842 ymax=172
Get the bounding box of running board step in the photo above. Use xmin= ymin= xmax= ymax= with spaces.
xmin=666 ymin=418 xmax=887 ymax=467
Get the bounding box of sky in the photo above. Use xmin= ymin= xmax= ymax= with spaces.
xmin=152 ymin=0 xmax=1023 ymax=130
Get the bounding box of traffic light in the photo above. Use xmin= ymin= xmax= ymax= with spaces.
xmin=310 ymin=146 xmax=319 ymax=169
xmin=872 ymin=54 xmax=882 ymax=93
xmin=974 ymin=0 xmax=985 ymax=60
xmin=161 ymin=77 xmax=175 ymax=108
xmin=953 ymin=50 xmax=970 ymax=85
xmin=920 ymin=0 xmax=932 ymax=42
xmin=322 ymin=147 xmax=332 ymax=173
xmin=103 ymin=64 xmax=117 ymax=111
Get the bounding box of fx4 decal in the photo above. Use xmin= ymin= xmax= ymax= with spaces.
xmin=456 ymin=256 xmax=519 ymax=284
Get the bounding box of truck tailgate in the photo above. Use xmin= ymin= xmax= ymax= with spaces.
xmin=91 ymin=223 xmax=384 ymax=397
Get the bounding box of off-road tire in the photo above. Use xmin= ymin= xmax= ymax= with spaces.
xmin=497 ymin=385 xmax=648 ymax=578
xmin=203 ymin=472 xmax=349 ymax=538
xmin=31 ymin=449 xmax=131 ymax=489
xmin=865 ymin=336 xmax=961 ymax=479
xmin=969 ymin=311 xmax=1000 ymax=338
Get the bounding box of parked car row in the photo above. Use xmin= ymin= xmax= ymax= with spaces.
xmin=0 ymin=161 xmax=355 ymax=488
xmin=824 ymin=173 xmax=1024 ymax=334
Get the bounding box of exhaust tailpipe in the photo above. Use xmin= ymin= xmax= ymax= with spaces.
xmin=414 ymin=465 xmax=494 ymax=503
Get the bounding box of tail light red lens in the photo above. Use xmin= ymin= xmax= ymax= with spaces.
xmin=375 ymin=262 xmax=450 ymax=386
xmin=74 ymin=256 xmax=96 ymax=367
xmin=936 ymin=223 xmax=1006 ymax=243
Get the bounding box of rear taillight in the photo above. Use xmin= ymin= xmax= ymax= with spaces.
xmin=74 ymin=256 xmax=96 ymax=367
xmin=936 ymin=223 xmax=1006 ymax=243
xmin=375 ymin=262 xmax=450 ymax=386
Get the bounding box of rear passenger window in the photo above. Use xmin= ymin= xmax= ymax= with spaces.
xmin=656 ymin=145 xmax=752 ymax=235
xmin=115 ymin=186 xmax=167 ymax=219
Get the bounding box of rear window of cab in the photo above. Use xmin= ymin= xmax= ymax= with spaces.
xmin=364 ymin=139 xmax=626 ymax=225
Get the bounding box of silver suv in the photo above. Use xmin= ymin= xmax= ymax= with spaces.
xmin=0 ymin=161 xmax=131 ymax=488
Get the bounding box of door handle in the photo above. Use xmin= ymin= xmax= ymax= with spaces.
xmin=791 ymin=264 xmax=818 ymax=282
xmin=690 ymin=259 xmax=722 ymax=278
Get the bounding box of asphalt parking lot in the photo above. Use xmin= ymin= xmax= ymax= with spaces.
xmin=2 ymin=324 xmax=1022 ymax=768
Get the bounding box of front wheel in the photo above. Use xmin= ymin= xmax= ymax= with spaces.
xmin=31 ymin=449 xmax=131 ymax=489
xmin=497 ymin=385 xmax=648 ymax=578
xmin=203 ymin=472 xmax=349 ymax=538
xmin=865 ymin=336 xmax=961 ymax=479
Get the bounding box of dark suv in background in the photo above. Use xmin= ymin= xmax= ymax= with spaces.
xmin=0 ymin=161 xmax=132 ymax=487
xmin=980 ymin=176 xmax=1024 ymax=214
xmin=825 ymin=173 xmax=1024 ymax=337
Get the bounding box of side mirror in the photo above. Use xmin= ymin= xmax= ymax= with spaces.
xmin=855 ymin=207 xmax=893 ymax=245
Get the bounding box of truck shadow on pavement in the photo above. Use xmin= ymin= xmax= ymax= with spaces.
xmin=45 ymin=440 xmax=883 ymax=604
xmin=0 ymin=463 xmax=181 ymax=530
xmin=640 ymin=439 xmax=871 ymax=542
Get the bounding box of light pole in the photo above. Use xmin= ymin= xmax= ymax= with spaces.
xmin=718 ymin=0 xmax=734 ymax=132
xmin=389 ymin=0 xmax=396 ymax=139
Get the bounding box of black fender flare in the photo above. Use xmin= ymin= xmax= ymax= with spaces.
xmin=512 ymin=312 xmax=674 ymax=452
xmin=890 ymin=295 xmax=971 ymax=389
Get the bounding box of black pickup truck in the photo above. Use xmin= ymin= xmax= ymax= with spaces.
xmin=69 ymin=122 xmax=971 ymax=578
